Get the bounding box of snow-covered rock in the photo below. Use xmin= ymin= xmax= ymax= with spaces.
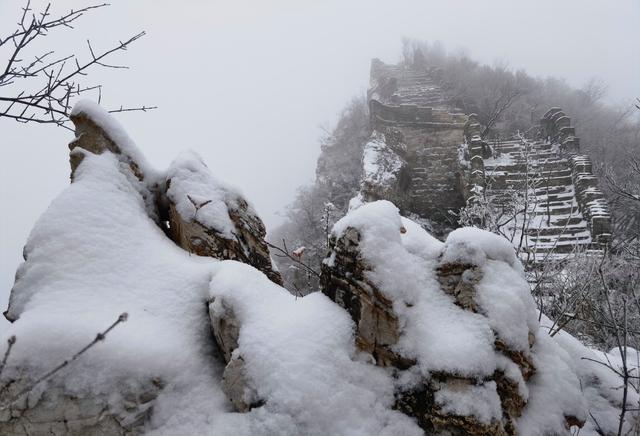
xmin=0 ymin=102 xmax=280 ymax=435
xmin=360 ymin=130 xmax=408 ymax=205
xmin=165 ymin=151 xmax=283 ymax=285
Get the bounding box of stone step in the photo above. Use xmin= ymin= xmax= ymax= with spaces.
xmin=524 ymin=225 xmax=589 ymax=237
xmin=548 ymin=216 xmax=585 ymax=226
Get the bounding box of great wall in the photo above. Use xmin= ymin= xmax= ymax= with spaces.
xmin=362 ymin=59 xmax=612 ymax=261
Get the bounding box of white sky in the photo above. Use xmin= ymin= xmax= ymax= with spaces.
xmin=1 ymin=0 xmax=639 ymax=316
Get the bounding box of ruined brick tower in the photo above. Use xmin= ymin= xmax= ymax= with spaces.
xmin=366 ymin=58 xmax=468 ymax=225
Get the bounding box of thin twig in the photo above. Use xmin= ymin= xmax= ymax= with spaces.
xmin=0 ymin=336 xmax=17 ymax=381
xmin=267 ymin=239 xmax=321 ymax=280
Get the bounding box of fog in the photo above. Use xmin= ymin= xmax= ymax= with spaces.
xmin=1 ymin=0 xmax=639 ymax=316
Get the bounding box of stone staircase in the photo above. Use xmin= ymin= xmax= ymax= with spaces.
xmin=481 ymin=137 xmax=608 ymax=261
xmin=389 ymin=70 xmax=450 ymax=108
xmin=369 ymin=59 xmax=455 ymax=111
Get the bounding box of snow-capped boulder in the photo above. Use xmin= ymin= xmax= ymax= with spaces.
xmin=165 ymin=152 xmax=283 ymax=285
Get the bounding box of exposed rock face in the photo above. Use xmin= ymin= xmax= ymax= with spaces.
xmin=360 ymin=130 xmax=411 ymax=211
xmin=166 ymin=179 xmax=283 ymax=286
xmin=72 ymin=102 xmax=283 ymax=287
xmin=69 ymin=109 xmax=145 ymax=181
xmin=207 ymin=297 xmax=260 ymax=413
xmin=320 ymin=226 xmax=408 ymax=368
xmin=0 ymin=380 xmax=162 ymax=436
xmin=432 ymin=259 xmax=536 ymax=434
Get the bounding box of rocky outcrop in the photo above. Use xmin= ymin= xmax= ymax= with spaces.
xmin=320 ymin=226 xmax=409 ymax=368
xmin=68 ymin=107 xmax=146 ymax=182
xmin=72 ymin=102 xmax=283 ymax=287
xmin=319 ymin=203 xmax=584 ymax=434
xmin=165 ymin=173 xmax=283 ymax=285
xmin=1 ymin=103 xmax=281 ymax=435
xmin=0 ymin=379 xmax=162 ymax=436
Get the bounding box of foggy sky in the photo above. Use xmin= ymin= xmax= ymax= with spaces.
xmin=1 ymin=0 xmax=639 ymax=320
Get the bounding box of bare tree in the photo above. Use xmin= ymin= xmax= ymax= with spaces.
xmin=480 ymin=86 xmax=523 ymax=138
xmin=0 ymin=1 xmax=154 ymax=130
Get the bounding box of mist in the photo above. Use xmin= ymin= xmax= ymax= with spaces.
xmin=1 ymin=0 xmax=639 ymax=314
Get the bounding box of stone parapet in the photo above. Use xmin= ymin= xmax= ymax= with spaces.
xmin=370 ymin=100 xmax=466 ymax=128
xmin=570 ymin=155 xmax=612 ymax=244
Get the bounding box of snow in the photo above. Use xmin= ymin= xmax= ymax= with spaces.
xmin=332 ymin=201 xmax=528 ymax=379
xmin=515 ymin=313 xmax=640 ymax=435
xmin=538 ymin=315 xmax=640 ymax=435
xmin=2 ymin=149 xmax=230 ymax=433
xmin=332 ymin=200 xmax=404 ymax=249
xmin=292 ymin=246 xmax=306 ymax=257
xmin=330 ymin=201 xmax=613 ymax=430
xmin=516 ymin=331 xmax=586 ymax=436
xmin=483 ymin=152 xmax=514 ymax=167
xmin=1 ymin=108 xmax=422 ymax=435
xmin=479 ymin=137 xmax=604 ymax=259
xmin=361 ymin=131 xmax=404 ymax=187
xmin=1 ymin=103 xmax=630 ymax=433
xmin=209 ymin=261 xmax=422 ymax=436
xmin=347 ymin=193 xmax=365 ymax=211
xmin=443 ymin=226 xmax=522 ymax=271
xmin=166 ymin=151 xmax=249 ymax=238
xmin=71 ymin=100 xmax=157 ymax=181
xmin=475 ymin=259 xmax=538 ymax=352
xmin=399 ymin=216 xmax=443 ymax=260
xmin=434 ymin=381 xmax=502 ymax=424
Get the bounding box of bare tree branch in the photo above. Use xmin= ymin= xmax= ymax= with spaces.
xmin=267 ymin=239 xmax=321 ymax=280
xmin=0 ymin=336 xmax=17 ymax=381
xmin=0 ymin=2 xmax=155 ymax=128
